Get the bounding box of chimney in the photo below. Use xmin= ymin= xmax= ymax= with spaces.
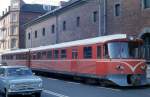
xmin=60 ymin=1 xmax=67 ymax=7
xmin=8 ymin=6 xmax=11 ymax=11
xmin=5 ymin=8 xmax=7 ymax=13
xmin=2 ymin=11 xmax=4 ymax=15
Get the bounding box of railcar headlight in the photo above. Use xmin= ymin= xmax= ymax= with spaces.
xmin=38 ymin=82 xmax=43 ymax=88
xmin=116 ymin=65 xmax=124 ymax=70
xmin=140 ymin=65 xmax=147 ymax=70
xmin=9 ymin=84 xmax=16 ymax=89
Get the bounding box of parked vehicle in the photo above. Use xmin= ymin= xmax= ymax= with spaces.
xmin=0 ymin=65 xmax=43 ymax=97
xmin=1 ymin=34 xmax=147 ymax=86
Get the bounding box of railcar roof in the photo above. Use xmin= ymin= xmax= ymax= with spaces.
xmin=2 ymin=49 xmax=29 ymax=55
xmin=2 ymin=34 xmax=127 ymax=54
xmin=31 ymin=34 xmax=127 ymax=51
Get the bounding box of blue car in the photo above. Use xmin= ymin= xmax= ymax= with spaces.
xmin=0 ymin=65 xmax=43 ymax=97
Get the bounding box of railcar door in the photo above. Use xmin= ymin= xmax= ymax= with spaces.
xmin=26 ymin=51 xmax=31 ymax=68
xmin=71 ymin=48 xmax=78 ymax=73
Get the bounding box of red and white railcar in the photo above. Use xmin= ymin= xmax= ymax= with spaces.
xmin=1 ymin=34 xmax=147 ymax=86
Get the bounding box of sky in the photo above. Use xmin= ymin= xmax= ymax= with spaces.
xmin=0 ymin=0 xmax=69 ymax=15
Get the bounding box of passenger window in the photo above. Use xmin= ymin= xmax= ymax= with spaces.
xmin=37 ymin=52 xmax=41 ymax=59
xmin=97 ymin=46 xmax=101 ymax=59
xmin=104 ymin=45 xmax=109 ymax=58
xmin=72 ymin=49 xmax=78 ymax=59
xmin=84 ymin=46 xmax=92 ymax=59
xmin=32 ymin=54 xmax=36 ymax=60
xmin=16 ymin=54 xmax=20 ymax=60
xmin=0 ymin=68 xmax=5 ymax=77
xmin=47 ymin=51 xmax=52 ymax=59
xmin=23 ymin=54 xmax=27 ymax=60
xmin=61 ymin=49 xmax=67 ymax=59
xmin=54 ymin=50 xmax=59 ymax=59
xmin=10 ymin=55 xmax=14 ymax=60
xmin=42 ymin=51 xmax=46 ymax=56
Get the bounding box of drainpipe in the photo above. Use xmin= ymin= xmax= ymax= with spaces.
xmin=103 ymin=0 xmax=107 ymax=35
xmin=30 ymin=28 xmax=32 ymax=48
xmin=56 ymin=14 xmax=59 ymax=44
xmin=99 ymin=0 xmax=101 ymax=36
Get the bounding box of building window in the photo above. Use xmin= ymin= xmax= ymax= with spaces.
xmin=83 ymin=46 xmax=92 ymax=59
xmin=76 ymin=16 xmax=80 ymax=27
xmin=12 ymin=2 xmax=19 ymax=8
xmin=42 ymin=28 xmax=45 ymax=36
xmin=35 ymin=30 xmax=37 ymax=38
xmin=51 ymin=24 xmax=55 ymax=33
xmin=115 ymin=4 xmax=121 ymax=16
xmin=61 ymin=49 xmax=67 ymax=59
xmin=63 ymin=21 xmax=66 ymax=31
xmin=28 ymin=33 xmax=30 ymax=40
xmin=11 ymin=26 xmax=17 ymax=35
xmin=11 ymin=38 xmax=17 ymax=48
xmin=12 ymin=13 xmax=17 ymax=22
xmin=93 ymin=11 xmax=98 ymax=22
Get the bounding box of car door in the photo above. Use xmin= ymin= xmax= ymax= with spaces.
xmin=0 ymin=68 xmax=5 ymax=92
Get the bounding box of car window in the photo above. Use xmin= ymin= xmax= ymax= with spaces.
xmin=7 ymin=67 xmax=32 ymax=76
xmin=0 ymin=68 xmax=5 ymax=76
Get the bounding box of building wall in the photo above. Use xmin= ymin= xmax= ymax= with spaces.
xmin=26 ymin=16 xmax=57 ymax=48
xmin=26 ymin=0 xmax=100 ymax=48
xmin=105 ymin=0 xmax=150 ymax=64
xmin=58 ymin=0 xmax=99 ymax=43
xmin=0 ymin=0 xmax=49 ymax=52
xmin=106 ymin=0 xmax=150 ymax=36
xmin=19 ymin=12 xmax=46 ymax=48
xmin=0 ymin=14 xmax=11 ymax=52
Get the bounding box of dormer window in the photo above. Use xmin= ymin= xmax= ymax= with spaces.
xmin=43 ymin=5 xmax=51 ymax=11
xmin=12 ymin=2 xmax=19 ymax=8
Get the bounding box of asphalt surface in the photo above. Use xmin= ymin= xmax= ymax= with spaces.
xmin=1 ymin=77 xmax=150 ymax=97
xmin=41 ymin=77 xmax=150 ymax=97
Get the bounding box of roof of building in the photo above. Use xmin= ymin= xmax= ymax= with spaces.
xmin=24 ymin=0 xmax=86 ymax=27
xmin=0 ymin=4 xmax=58 ymax=20
xmin=21 ymin=4 xmax=57 ymax=13
xmin=2 ymin=34 xmax=127 ymax=54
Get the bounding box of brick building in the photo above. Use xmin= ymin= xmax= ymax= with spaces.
xmin=25 ymin=0 xmax=150 ymax=63
xmin=104 ymin=0 xmax=150 ymax=62
xmin=25 ymin=0 xmax=100 ymax=47
xmin=0 ymin=0 xmax=57 ymax=52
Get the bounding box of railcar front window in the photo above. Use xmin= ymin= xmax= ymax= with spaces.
xmin=108 ymin=42 xmax=143 ymax=59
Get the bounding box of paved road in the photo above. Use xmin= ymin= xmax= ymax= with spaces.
xmin=1 ymin=77 xmax=150 ymax=97
xmin=41 ymin=77 xmax=150 ymax=97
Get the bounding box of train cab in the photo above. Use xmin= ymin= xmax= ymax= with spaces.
xmin=102 ymin=38 xmax=147 ymax=86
